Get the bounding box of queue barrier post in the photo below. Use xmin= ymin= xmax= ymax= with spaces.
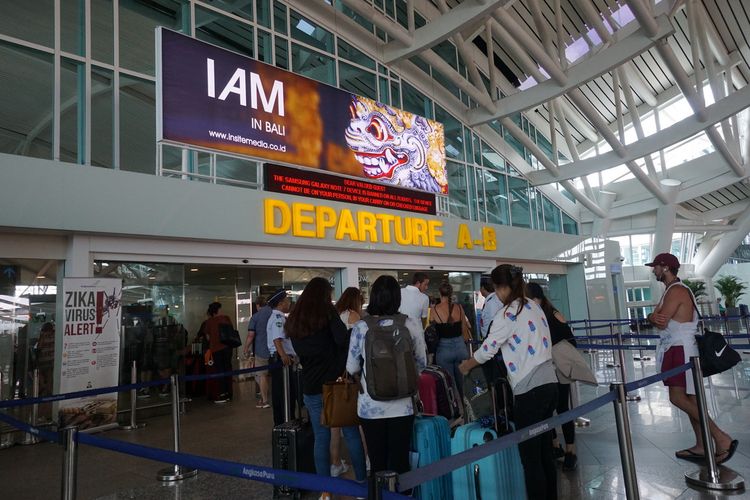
xmin=61 ymin=426 xmax=78 ymax=500
xmin=22 ymin=369 xmax=41 ymax=445
xmin=606 ymin=323 xmax=621 ymax=369
xmin=121 ymin=361 xmax=145 ymax=431
xmin=615 ymin=328 xmax=641 ymax=403
xmin=611 ymin=382 xmax=640 ymax=500
xmin=156 ymin=374 xmax=197 ymax=482
xmin=373 ymin=470 xmax=399 ymax=500
xmin=684 ymin=357 xmax=745 ymax=492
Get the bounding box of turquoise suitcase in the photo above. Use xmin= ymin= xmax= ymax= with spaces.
xmin=412 ymin=415 xmax=453 ymax=500
xmin=450 ymin=422 xmax=526 ymax=499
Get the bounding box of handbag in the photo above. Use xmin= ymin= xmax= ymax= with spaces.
xmin=695 ymin=328 xmax=741 ymax=377
xmin=424 ymin=324 xmax=439 ymax=354
xmin=688 ymin=291 xmax=741 ymax=377
xmin=321 ymin=373 xmax=360 ymax=427
xmin=219 ymin=322 xmax=242 ymax=348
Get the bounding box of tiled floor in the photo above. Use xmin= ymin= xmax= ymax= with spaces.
xmin=0 ymin=353 xmax=749 ymax=499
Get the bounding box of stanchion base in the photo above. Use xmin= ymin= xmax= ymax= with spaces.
xmin=121 ymin=422 xmax=147 ymax=431
xmin=574 ymin=417 xmax=591 ymax=427
xmin=685 ymin=467 xmax=745 ymax=491
xmin=626 ymin=394 xmax=642 ymax=402
xmin=20 ymin=436 xmax=39 ymax=446
xmin=157 ymin=465 xmax=198 ymax=482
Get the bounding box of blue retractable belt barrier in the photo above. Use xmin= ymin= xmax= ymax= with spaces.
xmin=0 ymin=411 xmax=59 ymax=443
xmin=0 ymin=363 xmax=281 ymax=409
xmin=74 ymin=433 xmax=393 ymax=498
xmin=0 ymin=378 xmax=170 ymax=409
xmin=624 ymin=362 xmax=692 ymax=393
xmin=182 ymin=362 xmax=280 ymax=382
xmin=574 ymin=344 xmax=657 ymax=351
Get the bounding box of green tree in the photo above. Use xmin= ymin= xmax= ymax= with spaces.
xmin=682 ymin=279 xmax=706 ymax=298
xmin=714 ymin=275 xmax=748 ymax=308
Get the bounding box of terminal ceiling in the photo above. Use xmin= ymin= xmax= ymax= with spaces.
xmin=288 ymin=0 xmax=750 ymax=259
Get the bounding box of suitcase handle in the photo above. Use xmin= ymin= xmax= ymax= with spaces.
xmin=473 ymin=464 xmax=482 ymax=500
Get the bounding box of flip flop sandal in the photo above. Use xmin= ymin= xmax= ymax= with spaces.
xmin=716 ymin=440 xmax=739 ymax=465
xmin=675 ymin=448 xmax=705 ymax=460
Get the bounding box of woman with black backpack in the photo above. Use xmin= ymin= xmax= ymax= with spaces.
xmin=346 ymin=275 xmax=427 ymax=481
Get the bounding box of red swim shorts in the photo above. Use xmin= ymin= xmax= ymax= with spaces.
xmin=661 ymin=345 xmax=687 ymax=388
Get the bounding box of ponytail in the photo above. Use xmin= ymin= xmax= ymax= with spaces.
xmin=490 ymin=264 xmax=526 ymax=316
xmin=438 ymin=281 xmax=455 ymax=321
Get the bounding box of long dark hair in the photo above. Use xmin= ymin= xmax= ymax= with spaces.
xmin=335 ymin=287 xmax=363 ymax=315
xmin=367 ymin=275 xmax=401 ymax=316
xmin=438 ymin=281 xmax=456 ymax=321
xmin=526 ymin=282 xmax=556 ymax=319
xmin=491 ymin=264 xmax=526 ymax=316
xmin=285 ymin=277 xmax=336 ymax=339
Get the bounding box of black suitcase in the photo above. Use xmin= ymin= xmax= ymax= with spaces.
xmin=272 ymin=365 xmax=314 ymax=499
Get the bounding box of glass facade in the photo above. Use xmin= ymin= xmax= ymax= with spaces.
xmin=0 ymin=0 xmax=577 ymax=235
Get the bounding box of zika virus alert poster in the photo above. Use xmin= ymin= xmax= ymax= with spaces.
xmin=157 ymin=28 xmax=447 ymax=194
xmin=58 ymin=278 xmax=122 ymax=429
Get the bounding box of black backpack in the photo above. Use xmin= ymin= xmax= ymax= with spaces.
xmin=363 ymin=314 xmax=419 ymax=401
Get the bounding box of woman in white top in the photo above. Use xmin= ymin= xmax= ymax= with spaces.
xmin=460 ymin=264 xmax=558 ymax=500
xmin=336 ymin=287 xmax=364 ymax=328
xmin=346 ymin=275 xmax=427 ymax=482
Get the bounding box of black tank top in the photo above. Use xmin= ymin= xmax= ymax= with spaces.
xmin=433 ymin=304 xmax=463 ymax=338
xmin=547 ymin=310 xmax=576 ymax=346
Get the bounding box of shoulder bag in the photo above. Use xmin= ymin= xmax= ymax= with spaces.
xmin=321 ymin=372 xmax=360 ymax=427
xmin=424 ymin=307 xmax=439 ymax=354
xmin=687 ymin=287 xmax=741 ymax=377
xmin=219 ymin=322 xmax=242 ymax=348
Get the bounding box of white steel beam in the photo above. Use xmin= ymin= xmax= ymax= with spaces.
xmin=696 ymin=204 xmax=750 ymax=277
xmin=492 ymin=10 xmax=567 ymax=85
xmin=655 ymin=38 xmax=745 ymax=176
xmin=340 ymin=0 xmax=412 ymax=45
xmin=467 ymin=16 xmax=673 ymax=125
xmin=529 ymin=83 xmax=750 ymax=185
xmin=382 ymin=0 xmax=512 ymax=63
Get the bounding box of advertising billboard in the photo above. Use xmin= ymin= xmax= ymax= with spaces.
xmin=157 ymin=28 xmax=447 ymax=194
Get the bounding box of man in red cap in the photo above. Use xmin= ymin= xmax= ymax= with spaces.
xmin=647 ymin=253 xmax=737 ymax=464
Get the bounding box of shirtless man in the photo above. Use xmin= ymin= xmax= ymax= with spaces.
xmin=647 ymin=253 xmax=737 ymax=464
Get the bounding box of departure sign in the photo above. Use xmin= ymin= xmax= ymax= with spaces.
xmin=264 ymin=164 xmax=436 ymax=215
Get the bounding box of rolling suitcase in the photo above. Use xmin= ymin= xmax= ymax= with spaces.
xmin=412 ymin=415 xmax=453 ymax=500
xmin=272 ymin=365 xmax=314 ymax=499
xmin=450 ymin=422 xmax=525 ymax=500
xmin=418 ymin=365 xmax=462 ymax=422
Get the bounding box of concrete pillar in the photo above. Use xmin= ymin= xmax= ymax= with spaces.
xmin=65 ymin=235 xmax=93 ymax=278
xmin=650 ymin=179 xmax=681 ymax=302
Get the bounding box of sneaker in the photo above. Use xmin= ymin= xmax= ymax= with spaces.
xmin=318 ymin=493 xmax=332 ymax=500
xmin=158 ymin=387 xmax=170 ymax=398
xmin=261 ymin=402 xmax=271 ymax=409
xmin=137 ymin=388 xmax=150 ymax=399
xmin=330 ymin=460 xmax=350 ymax=477
xmin=553 ymin=445 xmax=565 ymax=460
xmin=562 ymin=452 xmax=578 ymax=471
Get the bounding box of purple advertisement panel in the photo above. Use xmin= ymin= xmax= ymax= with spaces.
xmin=157 ymin=28 xmax=447 ymax=194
